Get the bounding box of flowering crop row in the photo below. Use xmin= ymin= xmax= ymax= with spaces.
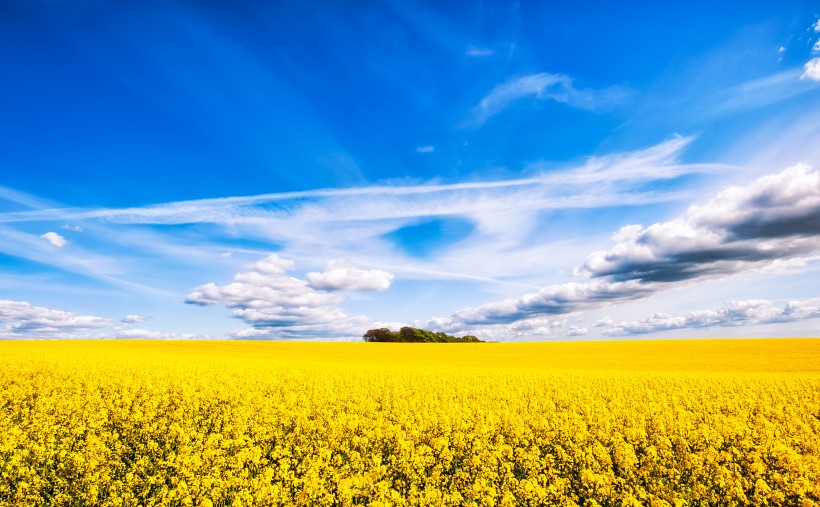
xmin=1 ymin=340 xmax=819 ymax=506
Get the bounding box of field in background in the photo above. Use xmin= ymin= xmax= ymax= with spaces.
xmin=1 ymin=339 xmax=819 ymax=506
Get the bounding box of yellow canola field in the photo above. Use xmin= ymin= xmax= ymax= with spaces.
xmin=1 ymin=339 xmax=820 ymax=507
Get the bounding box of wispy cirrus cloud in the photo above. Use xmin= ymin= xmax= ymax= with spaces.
xmin=0 ymin=136 xmax=708 ymax=227
xmin=709 ymin=69 xmax=819 ymax=117
xmin=0 ymin=184 xmax=55 ymax=211
xmin=470 ymin=72 xmax=629 ymax=126
xmin=432 ymin=163 xmax=820 ymax=335
xmin=0 ymin=226 xmax=179 ymax=298
xmin=466 ymin=46 xmax=495 ymax=57
xmin=0 ymin=137 xmax=720 ymax=287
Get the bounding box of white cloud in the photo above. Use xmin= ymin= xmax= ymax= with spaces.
xmin=602 ymin=298 xmax=820 ymax=336
xmin=246 ymin=253 xmax=295 ymax=275
xmin=471 ymin=72 xmax=628 ymax=125
xmin=0 ymin=299 xmax=111 ymax=338
xmin=435 ymin=163 xmax=820 ymax=333
xmin=416 ymin=145 xmax=435 ymax=153
xmin=121 ymin=314 xmax=145 ymax=324
xmin=62 ymin=224 xmax=82 ymax=232
xmin=594 ymin=317 xmax=614 ymax=327
xmin=40 ymin=231 xmax=67 ymax=248
xmin=0 ymin=226 xmax=178 ymax=299
xmin=803 ymin=58 xmax=820 ymax=81
xmin=186 ymin=254 xmax=388 ymax=339
xmin=466 ymin=46 xmax=495 ymax=57
xmin=436 ymin=279 xmax=654 ymax=329
xmin=0 ymin=138 xmax=718 ymax=290
xmin=705 ymin=69 xmax=819 ymax=119
xmin=230 ymin=327 xmax=272 ymax=339
xmin=500 ymin=317 xmax=556 ymax=337
xmin=306 ymin=260 xmax=394 ymax=291
xmin=0 ymin=184 xmax=56 ymax=210
xmin=566 ymin=326 xmax=589 ymax=337
xmin=5 ymin=138 xmax=759 ymax=333
xmin=0 ymin=301 xmax=209 ymax=339
xmin=580 ymin=163 xmax=820 ymax=283
xmin=0 ymin=137 xmax=710 ymax=230
xmin=426 ymin=316 xmax=557 ymax=342
xmin=115 ymin=328 xmax=205 ymax=340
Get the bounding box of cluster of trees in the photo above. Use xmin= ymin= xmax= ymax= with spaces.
xmin=363 ymin=326 xmax=483 ymax=343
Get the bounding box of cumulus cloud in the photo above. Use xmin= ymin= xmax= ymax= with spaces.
xmin=416 ymin=145 xmax=435 ymax=153
xmin=0 ymin=299 xmax=111 ymax=338
xmin=580 ymin=163 xmax=820 ymax=283
xmin=602 ymin=298 xmax=820 ymax=336
xmin=62 ymin=224 xmax=82 ymax=232
xmin=425 ymin=315 xmax=588 ymax=341
xmin=306 ymin=260 xmax=393 ymax=292
xmin=436 ymin=164 xmax=820 ymax=331
xmin=495 ymin=317 xmax=558 ymax=337
xmin=803 ymin=20 xmax=820 ymax=80
xmin=186 ymin=254 xmax=391 ymax=339
xmin=439 ymin=279 xmax=654 ymax=327
xmin=594 ymin=317 xmax=615 ymax=327
xmin=566 ymin=326 xmax=589 ymax=337
xmin=40 ymin=231 xmax=67 ymax=248
xmin=230 ymin=327 xmax=275 ymax=339
xmin=803 ymin=58 xmax=820 ymax=81
xmin=472 ymin=72 xmax=627 ymax=125
xmin=121 ymin=314 xmax=145 ymax=324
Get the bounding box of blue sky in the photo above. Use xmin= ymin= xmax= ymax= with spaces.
xmin=2 ymin=0 xmax=820 ymax=340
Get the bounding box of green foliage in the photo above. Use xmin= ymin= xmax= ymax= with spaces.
xmin=363 ymin=328 xmax=400 ymax=342
xmin=363 ymin=326 xmax=483 ymax=343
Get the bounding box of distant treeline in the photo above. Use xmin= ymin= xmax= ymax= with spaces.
xmin=363 ymin=326 xmax=483 ymax=343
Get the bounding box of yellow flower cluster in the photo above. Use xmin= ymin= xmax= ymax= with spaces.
xmin=1 ymin=339 xmax=819 ymax=506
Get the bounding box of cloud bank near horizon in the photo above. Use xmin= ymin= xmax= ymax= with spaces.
xmin=601 ymin=298 xmax=820 ymax=337
xmin=0 ymin=299 xmax=111 ymax=339
xmin=430 ymin=163 xmax=820 ymax=335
